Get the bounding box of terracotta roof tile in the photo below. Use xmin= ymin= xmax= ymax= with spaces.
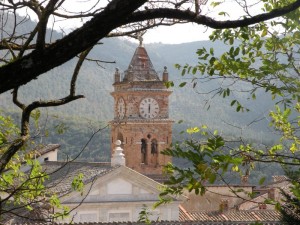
xmin=13 ymin=220 xmax=283 ymax=225
xmin=179 ymin=210 xmax=282 ymax=223
xmin=272 ymin=176 xmax=288 ymax=183
xmin=123 ymin=46 xmax=160 ymax=82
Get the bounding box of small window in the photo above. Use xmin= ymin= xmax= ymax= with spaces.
xmin=44 ymin=157 xmax=49 ymax=161
xmin=79 ymin=213 xmax=98 ymax=222
xmin=108 ymin=212 xmax=130 ymax=222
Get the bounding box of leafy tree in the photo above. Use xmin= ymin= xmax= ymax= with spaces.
xmin=280 ymin=168 xmax=300 ymax=224
xmin=161 ymin=0 xmax=300 ymax=224
xmin=0 ymin=112 xmax=70 ymax=222
xmin=1 ymin=0 xmax=300 ymax=223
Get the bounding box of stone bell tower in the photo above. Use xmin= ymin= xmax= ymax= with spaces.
xmin=110 ymin=37 xmax=173 ymax=175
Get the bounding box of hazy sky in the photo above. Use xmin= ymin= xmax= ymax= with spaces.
xmin=48 ymin=1 xmax=239 ymax=44
xmin=21 ymin=1 xmax=259 ymax=44
xmin=144 ymin=23 xmax=212 ymax=44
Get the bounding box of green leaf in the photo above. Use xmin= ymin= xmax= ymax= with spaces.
xmin=211 ymin=1 xmax=222 ymax=7
xmin=192 ymin=67 xmax=198 ymax=75
xmin=259 ymin=177 xmax=266 ymax=185
xmin=290 ymin=143 xmax=297 ymax=153
xmin=234 ymin=47 xmax=240 ymax=56
xmin=261 ymin=28 xmax=268 ymax=37
xmin=179 ymin=82 xmax=187 ymax=87
xmin=164 ymin=81 xmax=174 ymax=88
xmin=218 ymin=12 xmax=229 ymax=17
xmin=208 ymin=173 xmax=217 ymax=184
xmin=186 ymin=127 xmax=200 ymax=134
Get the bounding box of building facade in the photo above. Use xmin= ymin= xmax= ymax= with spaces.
xmin=110 ymin=39 xmax=173 ymax=175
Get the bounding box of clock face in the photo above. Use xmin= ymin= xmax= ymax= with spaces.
xmin=117 ymin=98 xmax=125 ymax=119
xmin=139 ymin=97 xmax=159 ymax=119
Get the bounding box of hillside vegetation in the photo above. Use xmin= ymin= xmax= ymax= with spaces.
xmin=0 ymin=15 xmax=278 ymax=166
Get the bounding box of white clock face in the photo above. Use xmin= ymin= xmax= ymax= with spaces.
xmin=139 ymin=97 xmax=159 ymax=119
xmin=117 ymin=98 xmax=125 ymax=119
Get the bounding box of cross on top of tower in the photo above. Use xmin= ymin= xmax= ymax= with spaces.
xmin=138 ymin=36 xmax=143 ymax=47
xmin=122 ymin=38 xmax=160 ymax=82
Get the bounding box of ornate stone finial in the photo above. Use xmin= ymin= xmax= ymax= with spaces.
xmin=114 ymin=67 xmax=120 ymax=83
xmin=162 ymin=66 xmax=169 ymax=82
xmin=111 ymin=140 xmax=125 ymax=166
xmin=138 ymin=36 xmax=143 ymax=47
xmin=129 ymin=64 xmax=133 ymax=71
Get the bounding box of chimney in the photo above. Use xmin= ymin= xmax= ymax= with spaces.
xmin=111 ymin=140 xmax=125 ymax=166
xmin=258 ymin=203 xmax=267 ymax=210
xmin=241 ymin=175 xmax=249 ymax=185
xmin=220 ymin=199 xmax=229 ymax=212
xmin=268 ymin=188 xmax=275 ymax=200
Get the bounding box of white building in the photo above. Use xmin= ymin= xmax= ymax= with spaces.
xmin=36 ymin=142 xmax=184 ymax=223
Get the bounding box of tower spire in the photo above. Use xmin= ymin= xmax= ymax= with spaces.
xmin=122 ymin=39 xmax=159 ymax=82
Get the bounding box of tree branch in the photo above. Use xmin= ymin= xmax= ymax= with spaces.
xmin=127 ymin=1 xmax=300 ymax=29
xmin=0 ymin=0 xmax=147 ymax=94
xmin=1 ymin=0 xmax=300 ymax=94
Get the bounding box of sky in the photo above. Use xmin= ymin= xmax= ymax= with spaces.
xmin=143 ymin=23 xmax=212 ymax=44
xmin=44 ymin=0 xmax=242 ymax=44
xmin=19 ymin=0 xmax=260 ymax=44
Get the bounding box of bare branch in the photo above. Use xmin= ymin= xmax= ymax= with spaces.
xmin=1 ymin=0 xmax=300 ymax=93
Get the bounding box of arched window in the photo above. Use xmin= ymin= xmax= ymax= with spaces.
xmin=141 ymin=138 xmax=147 ymax=164
xmin=151 ymin=139 xmax=158 ymax=166
xmin=151 ymin=139 xmax=158 ymax=155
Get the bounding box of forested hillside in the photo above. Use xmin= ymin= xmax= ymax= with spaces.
xmin=0 ymin=15 xmax=278 ymax=166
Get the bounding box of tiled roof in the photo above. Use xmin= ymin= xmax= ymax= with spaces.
xmin=145 ymin=174 xmax=170 ymax=183
xmin=179 ymin=209 xmax=282 ymax=223
xmin=123 ymin=46 xmax=160 ymax=82
xmin=42 ymin=161 xmax=116 ymax=196
xmin=12 ymin=220 xmax=283 ymax=225
xmin=272 ymin=176 xmax=288 ymax=183
xmin=35 ymin=144 xmax=60 ymax=156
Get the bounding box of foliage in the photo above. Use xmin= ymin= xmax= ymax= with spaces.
xmin=0 ymin=111 xmax=19 ymax=147
xmin=279 ymin=167 xmax=300 ymax=223
xmin=138 ymin=205 xmax=152 ymax=224
xmin=161 ymin=126 xmax=245 ymax=198
xmin=0 ymin=112 xmax=65 ymax=221
xmin=1 ymin=0 xmax=300 ymax=223
xmin=161 ymin=0 xmax=300 ymax=223
xmin=0 ymin=111 xmax=90 ymax=222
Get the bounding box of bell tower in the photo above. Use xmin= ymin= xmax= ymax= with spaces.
xmin=110 ymin=38 xmax=173 ymax=175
